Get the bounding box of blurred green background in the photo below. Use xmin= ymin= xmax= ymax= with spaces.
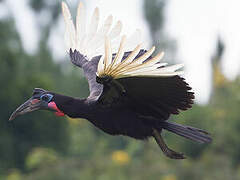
xmin=1 ymin=0 xmax=240 ymax=179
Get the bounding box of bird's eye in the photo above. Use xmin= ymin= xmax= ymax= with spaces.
xmin=40 ymin=94 xmax=53 ymax=102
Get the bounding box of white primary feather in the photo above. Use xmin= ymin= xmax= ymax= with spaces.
xmin=62 ymin=2 xmax=138 ymax=60
xmin=100 ymin=15 xmax=113 ymax=34
xmin=97 ymin=36 xmax=184 ymax=79
xmin=97 ymin=55 xmax=105 ymax=75
xmin=120 ymin=44 xmax=142 ymax=65
xmin=118 ymin=63 xmax=168 ymax=76
xmin=124 ymin=29 xmax=142 ymax=52
xmin=62 ymin=1 xmax=183 ymax=79
xmin=109 ymin=35 xmax=127 ymax=70
xmin=88 ymin=15 xmax=113 ymax=54
xmin=62 ymin=2 xmax=76 ymax=50
xmin=108 ymin=21 xmax=122 ymax=40
xmin=104 ymin=37 xmax=112 ymax=71
xmin=76 ymin=2 xmax=86 ymax=51
xmin=88 ymin=7 xmax=99 ymax=40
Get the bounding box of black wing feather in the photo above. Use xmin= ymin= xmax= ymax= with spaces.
xmin=118 ymin=76 xmax=194 ymax=119
xmin=98 ymin=75 xmax=194 ymax=121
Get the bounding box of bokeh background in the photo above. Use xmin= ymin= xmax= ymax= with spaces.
xmin=1 ymin=0 xmax=240 ymax=179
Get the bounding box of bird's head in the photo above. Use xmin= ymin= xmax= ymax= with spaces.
xmin=9 ymin=88 xmax=65 ymax=121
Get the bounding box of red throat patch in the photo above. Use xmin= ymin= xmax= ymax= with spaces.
xmin=48 ymin=102 xmax=65 ymax=117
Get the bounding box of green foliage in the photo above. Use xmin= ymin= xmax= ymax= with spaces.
xmin=0 ymin=19 xmax=69 ymax=172
xmin=25 ymin=148 xmax=58 ymax=170
xmin=6 ymin=169 xmax=22 ymax=180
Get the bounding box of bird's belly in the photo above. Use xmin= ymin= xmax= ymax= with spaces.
xmin=87 ymin=109 xmax=154 ymax=140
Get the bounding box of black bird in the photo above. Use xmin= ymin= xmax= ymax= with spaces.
xmin=9 ymin=2 xmax=211 ymax=159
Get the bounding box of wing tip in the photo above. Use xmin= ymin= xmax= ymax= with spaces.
xmin=61 ymin=1 xmax=67 ymax=8
xmin=117 ymin=20 xmax=123 ymax=29
xmin=94 ymin=7 xmax=100 ymax=14
xmin=63 ymin=1 xmax=124 ymax=59
xmin=77 ymin=1 xmax=84 ymax=9
xmin=61 ymin=1 xmax=68 ymax=17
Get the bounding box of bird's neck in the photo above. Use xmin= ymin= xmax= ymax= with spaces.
xmin=53 ymin=93 xmax=90 ymax=119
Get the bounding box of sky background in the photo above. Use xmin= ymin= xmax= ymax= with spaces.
xmin=2 ymin=0 xmax=240 ymax=104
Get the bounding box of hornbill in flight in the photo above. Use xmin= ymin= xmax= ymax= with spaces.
xmin=9 ymin=2 xmax=211 ymax=159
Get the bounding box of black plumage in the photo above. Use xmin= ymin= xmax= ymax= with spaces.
xmin=51 ymin=49 xmax=211 ymax=158
xmin=66 ymin=49 xmax=196 ymax=137
xmin=9 ymin=2 xmax=212 ymax=159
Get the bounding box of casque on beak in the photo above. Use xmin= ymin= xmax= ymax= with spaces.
xmin=9 ymin=98 xmax=46 ymax=121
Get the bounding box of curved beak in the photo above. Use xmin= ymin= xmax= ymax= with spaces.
xmin=9 ymin=98 xmax=45 ymax=121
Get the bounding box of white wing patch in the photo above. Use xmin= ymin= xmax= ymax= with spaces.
xmin=62 ymin=2 xmax=127 ymax=60
xmin=62 ymin=2 xmax=76 ymax=50
xmin=97 ymin=36 xmax=184 ymax=79
xmin=62 ymin=2 xmax=183 ymax=78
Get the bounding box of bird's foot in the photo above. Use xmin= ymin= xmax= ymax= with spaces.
xmin=153 ymin=129 xmax=186 ymax=159
xmin=161 ymin=145 xmax=186 ymax=159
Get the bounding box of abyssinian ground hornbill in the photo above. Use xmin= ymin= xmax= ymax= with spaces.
xmin=9 ymin=1 xmax=211 ymax=159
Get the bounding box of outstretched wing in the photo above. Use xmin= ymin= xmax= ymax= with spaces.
xmin=96 ymin=36 xmax=194 ymax=120
xmin=62 ymin=2 xmax=124 ymax=59
xmin=62 ymin=2 xmax=142 ymax=99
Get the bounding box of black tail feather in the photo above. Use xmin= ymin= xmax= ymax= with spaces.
xmin=161 ymin=121 xmax=212 ymax=143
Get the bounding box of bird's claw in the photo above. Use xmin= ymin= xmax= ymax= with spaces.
xmin=162 ymin=147 xmax=186 ymax=159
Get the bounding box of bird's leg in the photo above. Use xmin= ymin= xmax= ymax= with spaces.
xmin=152 ymin=129 xmax=186 ymax=159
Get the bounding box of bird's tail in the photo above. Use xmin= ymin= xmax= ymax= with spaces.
xmin=161 ymin=121 xmax=212 ymax=143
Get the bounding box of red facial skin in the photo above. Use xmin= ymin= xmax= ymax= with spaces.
xmin=48 ymin=102 xmax=65 ymax=116
xmin=31 ymin=99 xmax=40 ymax=104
